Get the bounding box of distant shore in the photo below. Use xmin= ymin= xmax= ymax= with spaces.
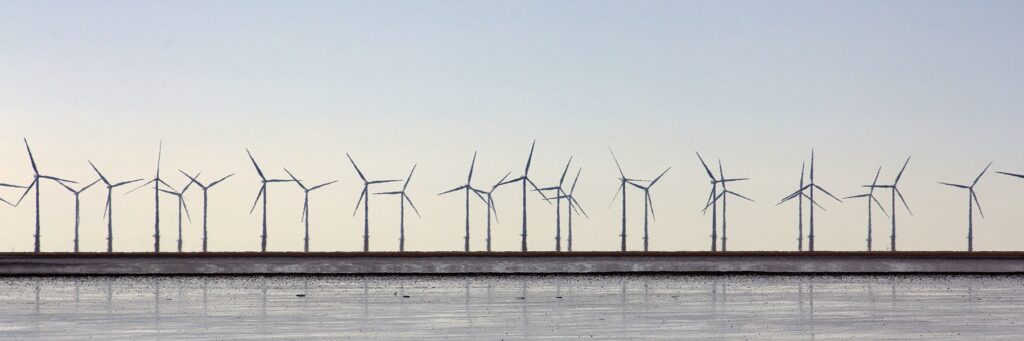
xmin=2 ymin=251 xmax=1024 ymax=275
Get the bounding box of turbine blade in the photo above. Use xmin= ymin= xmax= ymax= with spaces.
xmin=870 ymin=166 xmax=882 ymax=194
xmin=973 ymin=161 xmax=993 ymax=187
xmin=488 ymin=195 xmax=499 ymax=222
xmin=353 ymin=188 xmax=366 ymax=216
xmin=805 ymin=194 xmax=827 ymax=211
xmin=127 ymin=179 xmax=157 ymax=194
xmin=208 ymin=174 xmax=234 ymax=187
xmin=527 ymin=178 xmax=549 ymax=201
xmin=972 ymin=190 xmax=984 ymax=218
xmin=181 ymin=197 xmax=192 ymax=223
xmin=871 ymin=195 xmax=889 ymax=217
xmin=246 ymin=149 xmax=265 ymax=180
xmin=695 ymin=151 xmax=715 ymax=180
xmin=727 ymin=190 xmax=754 ymax=202
xmin=404 ymin=194 xmax=422 ymax=218
xmin=609 ymin=147 xmax=626 ymax=178
xmin=368 ymin=179 xmax=401 ymax=185
xmin=558 ymin=156 xmax=573 ymax=186
xmin=438 ymin=185 xmax=467 ymax=195
xmin=23 ymin=138 xmax=38 ymax=175
xmin=813 ymin=185 xmax=843 ymax=202
xmin=345 ymin=153 xmax=366 ymax=182
xmin=249 ymin=186 xmax=264 ymax=214
xmin=997 ymin=171 xmax=1024 ymax=179
xmin=80 ymin=179 xmax=101 ymax=193
xmin=627 ymin=181 xmax=646 ymax=190
xmin=155 ymin=141 xmax=162 ymax=177
xmin=894 ymin=156 xmax=910 ymax=184
xmin=646 ymin=192 xmax=656 ymax=221
xmin=571 ymin=196 xmax=588 ymax=218
xmin=718 ymin=159 xmax=725 ymax=183
xmin=569 ymin=168 xmax=582 ymax=195
xmin=524 ymin=140 xmax=536 ymax=175
xmin=15 ymin=179 xmax=36 ymax=206
xmin=402 ymin=164 xmax=417 ymax=191
xmin=492 ymin=171 xmax=512 ymax=190
xmin=88 ymin=161 xmax=109 ymax=185
xmin=54 ymin=178 xmax=76 ymax=192
xmin=283 ymin=168 xmax=305 ymax=190
xmin=103 ymin=194 xmax=111 ymax=219
xmin=938 ymin=182 xmax=969 ymax=189
xmin=703 ymin=191 xmax=724 ymax=212
xmin=844 ymin=194 xmax=870 ymax=199
xmin=608 ymin=182 xmax=623 ymax=209
xmin=895 ymin=188 xmax=913 ymax=216
xmin=649 ymin=167 xmax=671 ymax=186
xmin=112 ymin=179 xmax=143 ymax=187
xmin=309 ymin=180 xmax=337 ymax=191
xmin=467 ymin=152 xmax=477 ymax=183
xmin=473 ymin=189 xmax=488 ymax=204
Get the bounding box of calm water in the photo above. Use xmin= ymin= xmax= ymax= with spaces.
xmin=1 ymin=275 xmax=1023 ymax=339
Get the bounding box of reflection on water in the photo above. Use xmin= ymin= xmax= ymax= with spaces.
xmin=1 ymin=275 xmax=1023 ymax=339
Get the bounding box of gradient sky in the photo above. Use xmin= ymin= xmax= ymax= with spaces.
xmin=1 ymin=0 xmax=1023 ymax=253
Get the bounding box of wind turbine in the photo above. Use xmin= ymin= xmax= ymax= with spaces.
xmin=347 ymin=153 xmax=400 ymax=252
xmin=440 ymin=152 xmax=484 ymax=252
xmin=777 ymin=150 xmax=841 ymax=251
xmin=544 ymin=169 xmax=587 ymax=251
xmin=609 ymin=148 xmax=648 ymax=252
xmin=535 ymin=157 xmax=573 ymax=251
xmin=702 ymin=161 xmax=752 ymax=252
xmin=939 ymin=162 xmax=992 ymax=252
xmin=179 ymin=171 xmax=233 ymax=252
xmin=376 ymin=165 xmax=421 ymax=252
xmin=247 ymin=149 xmax=296 ymax=253
xmin=157 ymin=180 xmax=194 ymax=252
xmin=54 ymin=179 xmax=101 ymax=253
xmin=863 ymin=157 xmax=912 ymax=251
xmin=18 ymin=138 xmax=77 ymax=253
xmin=89 ymin=161 xmax=142 ymax=253
xmin=284 ymin=168 xmax=337 ymax=252
xmin=629 ymin=167 xmax=670 ymax=252
xmin=843 ymin=167 xmax=889 ymax=251
xmin=129 ymin=142 xmax=173 ymax=253
xmin=473 ymin=172 xmax=509 ymax=252
xmin=496 ymin=141 xmax=549 ymax=252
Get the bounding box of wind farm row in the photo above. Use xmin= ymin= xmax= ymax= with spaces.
xmin=2 ymin=139 xmax=1023 ymax=254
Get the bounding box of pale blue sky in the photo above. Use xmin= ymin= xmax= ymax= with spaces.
xmin=1 ymin=1 xmax=1023 ymax=252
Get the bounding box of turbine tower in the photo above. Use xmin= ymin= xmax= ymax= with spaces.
xmin=347 ymin=153 xmax=400 ymax=252
xmin=702 ymin=161 xmax=751 ymax=252
xmin=629 ymin=167 xmax=670 ymax=252
xmin=939 ymin=162 xmax=992 ymax=252
xmin=55 ymin=179 xmax=100 ymax=253
xmin=247 ymin=149 xmax=295 ymax=253
xmin=473 ymin=172 xmax=508 ymax=252
xmin=843 ymin=167 xmax=889 ymax=251
xmin=777 ymin=150 xmax=841 ymax=251
xmin=863 ymin=157 xmax=912 ymax=251
xmin=89 ymin=161 xmax=142 ymax=253
xmin=609 ymin=148 xmax=647 ymax=252
xmin=284 ymin=168 xmax=337 ymax=252
xmin=496 ymin=141 xmax=548 ymax=252
xmin=376 ymin=165 xmax=421 ymax=252
xmin=157 ymin=180 xmax=194 ymax=252
xmin=129 ymin=142 xmax=173 ymax=253
xmin=179 ymin=171 xmax=233 ymax=252
xmin=19 ymin=138 xmax=76 ymax=253
xmin=440 ymin=152 xmax=482 ymax=252
xmin=536 ymin=157 xmax=573 ymax=251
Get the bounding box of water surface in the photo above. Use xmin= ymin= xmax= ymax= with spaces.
xmin=1 ymin=275 xmax=1022 ymax=339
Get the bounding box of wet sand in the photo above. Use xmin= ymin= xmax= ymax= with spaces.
xmin=1 ymin=275 xmax=1023 ymax=339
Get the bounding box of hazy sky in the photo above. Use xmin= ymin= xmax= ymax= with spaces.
xmin=1 ymin=1 xmax=1023 ymax=253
